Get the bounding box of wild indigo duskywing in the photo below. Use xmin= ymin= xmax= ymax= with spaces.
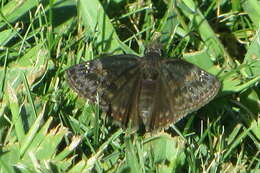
xmin=66 ymin=44 xmax=220 ymax=131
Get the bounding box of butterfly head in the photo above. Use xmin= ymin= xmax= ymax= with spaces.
xmin=144 ymin=42 xmax=163 ymax=57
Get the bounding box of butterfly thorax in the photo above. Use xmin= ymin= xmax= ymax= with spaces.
xmin=142 ymin=61 xmax=159 ymax=80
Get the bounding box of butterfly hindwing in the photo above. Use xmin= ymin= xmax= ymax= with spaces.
xmin=145 ymin=77 xmax=176 ymax=130
xmin=106 ymin=67 xmax=142 ymax=129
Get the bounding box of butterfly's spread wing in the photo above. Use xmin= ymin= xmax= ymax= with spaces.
xmin=66 ymin=55 xmax=141 ymax=127
xmin=104 ymin=66 xmax=142 ymax=129
xmin=149 ymin=59 xmax=220 ymax=130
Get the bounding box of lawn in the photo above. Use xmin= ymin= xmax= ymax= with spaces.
xmin=0 ymin=0 xmax=259 ymax=172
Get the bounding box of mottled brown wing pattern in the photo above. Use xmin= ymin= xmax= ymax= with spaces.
xmin=66 ymin=55 xmax=140 ymax=111
xmin=164 ymin=59 xmax=220 ymax=113
xmin=145 ymin=78 xmax=176 ymax=131
xmin=148 ymin=59 xmax=220 ymax=130
xmin=105 ymin=68 xmax=142 ymax=129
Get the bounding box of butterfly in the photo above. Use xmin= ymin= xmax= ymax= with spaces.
xmin=66 ymin=44 xmax=220 ymax=131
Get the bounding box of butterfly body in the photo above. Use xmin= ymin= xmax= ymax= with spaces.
xmin=66 ymin=47 xmax=220 ymax=131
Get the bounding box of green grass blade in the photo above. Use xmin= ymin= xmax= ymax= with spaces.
xmin=79 ymin=0 xmax=124 ymax=53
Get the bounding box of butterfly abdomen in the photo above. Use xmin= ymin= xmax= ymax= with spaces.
xmin=139 ymin=79 xmax=158 ymax=129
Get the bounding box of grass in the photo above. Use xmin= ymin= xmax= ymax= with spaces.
xmin=0 ymin=0 xmax=260 ymax=172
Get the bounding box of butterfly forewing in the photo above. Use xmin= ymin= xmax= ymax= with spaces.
xmin=162 ymin=59 xmax=220 ymax=117
xmin=66 ymin=55 xmax=140 ymax=110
